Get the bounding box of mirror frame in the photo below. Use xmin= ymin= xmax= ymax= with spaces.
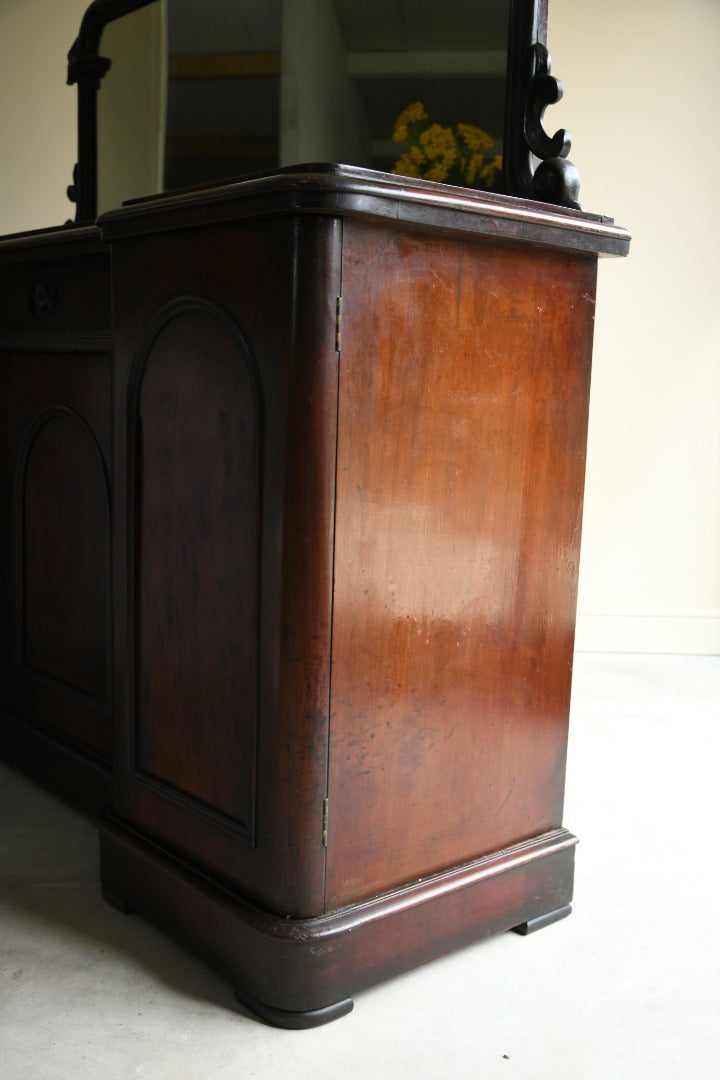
xmin=66 ymin=0 xmax=158 ymax=222
xmin=66 ymin=0 xmax=580 ymax=224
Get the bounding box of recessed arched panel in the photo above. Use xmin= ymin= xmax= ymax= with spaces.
xmin=19 ymin=408 xmax=110 ymax=707
xmin=131 ymin=300 xmax=262 ymax=835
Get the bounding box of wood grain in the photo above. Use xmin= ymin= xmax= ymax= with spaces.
xmin=327 ymin=222 xmax=596 ymax=905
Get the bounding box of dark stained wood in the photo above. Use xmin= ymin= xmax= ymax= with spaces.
xmin=0 ymin=228 xmax=113 ymax=803
xmin=110 ymin=214 xmax=341 ymax=915
xmin=503 ymin=0 xmax=582 ymax=207
xmin=511 ymin=903 xmax=572 ymax=935
xmin=101 ymin=164 xmax=628 ymax=257
xmin=133 ymin=301 xmax=262 ymax=830
xmin=0 ymin=709 xmax=112 ymax=813
xmin=93 ymin=167 xmax=628 ymax=1022
xmin=22 ymin=405 xmax=110 ymax=706
xmin=0 ymin=164 xmax=630 ymax=1024
xmin=99 ymin=813 xmax=576 ymax=1023
xmin=0 ymin=231 xmax=110 ymax=343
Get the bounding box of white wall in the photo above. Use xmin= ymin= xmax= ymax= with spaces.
xmin=0 ymin=0 xmax=165 ymax=231
xmin=549 ymin=0 xmax=720 ymax=653
xmin=1 ymin=0 xmax=718 ymax=653
xmin=0 ymin=0 xmax=88 ymax=233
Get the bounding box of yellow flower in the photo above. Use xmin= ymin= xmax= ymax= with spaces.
xmin=457 ymin=123 xmax=494 ymax=152
xmin=390 ymin=103 xmax=499 ymax=190
xmin=477 ymin=156 xmax=502 ymax=188
xmin=419 ymin=124 xmax=456 ymax=169
xmin=424 ymin=162 xmax=450 ymax=182
xmin=392 ymin=151 xmax=423 ymax=178
xmin=465 ymin=151 xmax=502 ymax=188
xmin=392 ymin=101 xmax=428 ymax=143
xmin=465 ymin=153 xmax=482 ymax=186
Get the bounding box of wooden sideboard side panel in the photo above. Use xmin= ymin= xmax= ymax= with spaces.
xmin=327 ymin=223 xmax=597 ymax=907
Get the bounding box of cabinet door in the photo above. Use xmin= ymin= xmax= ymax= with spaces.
xmin=110 ymin=216 xmax=341 ymax=916
xmin=0 ymin=349 xmax=112 ymax=761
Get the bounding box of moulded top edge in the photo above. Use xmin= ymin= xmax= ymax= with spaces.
xmin=98 ymin=164 xmax=631 ymax=258
xmin=0 ymin=222 xmax=103 ymax=258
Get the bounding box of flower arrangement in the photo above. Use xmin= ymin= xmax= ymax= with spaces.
xmin=391 ymin=101 xmax=501 ymax=190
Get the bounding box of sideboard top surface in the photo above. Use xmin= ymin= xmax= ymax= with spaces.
xmin=0 ymin=224 xmax=103 ymax=265
xmin=98 ymin=164 xmax=631 ymax=258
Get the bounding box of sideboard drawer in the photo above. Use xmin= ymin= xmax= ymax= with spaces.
xmin=0 ymin=254 xmax=110 ymax=339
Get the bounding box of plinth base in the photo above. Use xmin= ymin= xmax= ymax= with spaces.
xmin=99 ymin=816 xmax=576 ymax=1028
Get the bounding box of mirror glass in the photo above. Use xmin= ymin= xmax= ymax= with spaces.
xmin=96 ymin=0 xmax=511 ymax=215
xmin=97 ymin=3 xmax=166 ymax=213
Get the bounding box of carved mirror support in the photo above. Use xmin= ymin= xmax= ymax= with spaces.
xmin=503 ymin=0 xmax=580 ymax=209
xmin=67 ymin=0 xmax=581 ymax=223
xmin=67 ymin=0 xmax=158 ymax=222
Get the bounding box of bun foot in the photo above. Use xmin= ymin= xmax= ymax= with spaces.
xmin=234 ymin=988 xmax=354 ymax=1029
xmin=511 ymin=903 xmax=571 ymax=936
xmin=101 ymin=886 xmax=136 ymax=915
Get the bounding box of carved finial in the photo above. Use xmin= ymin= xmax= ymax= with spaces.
xmin=533 ymin=158 xmax=581 ymax=210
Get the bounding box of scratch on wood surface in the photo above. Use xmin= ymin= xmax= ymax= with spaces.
xmin=428 ymin=263 xmax=451 ymax=290
xmin=495 ymin=776 xmax=516 ymax=816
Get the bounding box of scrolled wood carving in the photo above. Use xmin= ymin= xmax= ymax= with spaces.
xmin=66 ymin=0 xmax=584 ymax=220
xmin=524 ymin=43 xmax=581 ymax=210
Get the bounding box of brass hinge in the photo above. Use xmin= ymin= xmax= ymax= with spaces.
xmin=335 ymin=296 xmax=343 ymax=353
xmin=322 ymin=798 xmax=329 ymax=847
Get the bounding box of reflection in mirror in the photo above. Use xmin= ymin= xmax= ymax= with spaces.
xmin=97 ymin=2 xmax=166 ymax=215
xmin=94 ymin=0 xmax=510 ymax=213
xmin=281 ymin=0 xmax=509 ymax=184
xmin=164 ymin=0 xmax=282 ymax=189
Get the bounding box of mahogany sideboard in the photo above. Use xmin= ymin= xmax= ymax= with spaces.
xmin=1 ymin=166 xmax=629 ymax=1026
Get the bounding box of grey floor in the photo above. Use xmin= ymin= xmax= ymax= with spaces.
xmin=1 ymin=653 xmax=719 ymax=1079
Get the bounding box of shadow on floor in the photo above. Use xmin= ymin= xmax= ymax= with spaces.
xmin=0 ymin=759 xmax=259 ymax=1023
